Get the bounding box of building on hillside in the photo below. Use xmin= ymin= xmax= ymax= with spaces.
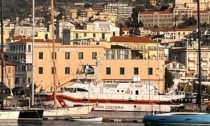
xmin=165 ymin=60 xmax=186 ymax=82
xmin=138 ymin=11 xmax=174 ymax=28
xmin=7 ymin=39 xmax=165 ymax=93
xmin=169 ymin=39 xmax=210 ymax=82
xmin=174 ymin=0 xmax=210 ymax=10
xmin=151 ymin=28 xmax=194 ymax=44
xmin=69 ymin=21 xmax=120 ymax=42
xmin=104 ymin=2 xmax=133 ymax=21
xmin=110 ymin=36 xmax=162 ymax=60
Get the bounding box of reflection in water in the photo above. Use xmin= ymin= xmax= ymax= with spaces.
xmin=144 ymin=123 xmax=210 ymax=126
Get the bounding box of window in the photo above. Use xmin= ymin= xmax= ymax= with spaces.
xmin=51 ymin=52 xmax=57 ymax=59
xmin=39 ymin=52 xmax=43 ymax=59
xmin=65 ymin=67 xmax=70 ymax=74
xmin=84 ymin=33 xmax=87 ymax=37
xmin=8 ymin=67 xmax=11 ymax=73
xmin=106 ymin=50 xmax=115 ymax=59
xmin=117 ymin=50 xmax=129 ymax=59
xmin=134 ymin=67 xmax=138 ymax=75
xmin=28 ymin=45 xmax=31 ymax=52
xmin=148 ymin=67 xmax=153 ymax=75
xmin=45 ymin=34 xmax=48 ymax=39
xmin=106 ymin=67 xmax=111 ymax=75
xmin=51 ymin=67 xmax=56 ymax=74
xmin=78 ymin=52 xmax=83 ymax=59
xmin=113 ymin=32 xmax=115 ymax=36
xmin=39 ymin=67 xmax=43 ymax=74
xmin=102 ymin=33 xmax=105 ymax=40
xmin=92 ymin=52 xmax=97 ymax=59
xmin=93 ymin=33 xmax=96 ymax=37
xmin=28 ymin=77 xmax=31 ymax=83
xmin=65 ymin=52 xmax=70 ymax=59
xmin=120 ymin=67 xmax=125 ymax=75
xmin=76 ymin=33 xmax=78 ymax=38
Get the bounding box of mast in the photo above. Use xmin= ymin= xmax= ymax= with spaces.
xmin=51 ymin=0 xmax=56 ymax=107
xmin=196 ymin=0 xmax=202 ymax=112
xmin=1 ymin=0 xmax=4 ymax=110
xmin=31 ymin=0 xmax=35 ymax=106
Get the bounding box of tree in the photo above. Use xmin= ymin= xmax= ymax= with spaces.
xmin=165 ymin=68 xmax=174 ymax=89
xmin=185 ymin=16 xmax=197 ymax=26
xmin=132 ymin=6 xmax=145 ymax=23
xmin=138 ymin=21 xmax=144 ymax=27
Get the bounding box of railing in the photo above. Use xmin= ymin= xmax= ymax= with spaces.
xmin=188 ymin=57 xmax=196 ymax=61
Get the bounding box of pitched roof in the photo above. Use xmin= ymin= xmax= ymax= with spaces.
xmin=110 ymin=36 xmax=156 ymax=43
xmin=192 ymin=10 xmax=208 ymax=13
xmin=165 ymin=60 xmax=173 ymax=64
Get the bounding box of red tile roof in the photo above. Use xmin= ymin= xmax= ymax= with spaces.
xmin=140 ymin=10 xmax=172 ymax=15
xmin=192 ymin=10 xmax=208 ymax=13
xmin=165 ymin=60 xmax=173 ymax=64
xmin=110 ymin=36 xmax=156 ymax=43
xmin=122 ymin=27 xmax=131 ymax=31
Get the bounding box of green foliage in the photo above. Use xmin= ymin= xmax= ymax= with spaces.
xmin=111 ymin=45 xmax=128 ymax=49
xmin=84 ymin=3 xmax=92 ymax=8
xmin=185 ymin=16 xmax=197 ymax=26
xmin=132 ymin=6 xmax=145 ymax=23
xmin=178 ymin=16 xmax=197 ymax=28
xmin=138 ymin=21 xmax=144 ymax=27
xmin=165 ymin=68 xmax=174 ymax=89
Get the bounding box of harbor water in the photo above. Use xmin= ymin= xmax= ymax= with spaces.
xmin=1 ymin=121 xmax=145 ymax=126
xmin=1 ymin=121 xmax=208 ymax=126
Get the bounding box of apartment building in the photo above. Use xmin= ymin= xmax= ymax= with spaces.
xmin=7 ymin=39 xmax=58 ymax=89
xmin=169 ymin=40 xmax=210 ymax=81
xmin=138 ymin=11 xmax=174 ymax=28
xmin=69 ymin=21 xmax=120 ymax=42
xmin=104 ymin=3 xmax=133 ymax=21
xmin=175 ymin=0 xmax=210 ymax=10
xmin=7 ymin=39 xmax=165 ymax=93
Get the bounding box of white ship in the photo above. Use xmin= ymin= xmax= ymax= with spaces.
xmin=35 ymin=77 xmax=185 ymax=112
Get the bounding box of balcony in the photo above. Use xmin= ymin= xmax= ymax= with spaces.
xmin=201 ymin=66 xmax=208 ymax=70
xmin=188 ymin=66 xmax=196 ymax=70
xmin=188 ymin=57 xmax=196 ymax=61
xmin=201 ymin=56 xmax=208 ymax=61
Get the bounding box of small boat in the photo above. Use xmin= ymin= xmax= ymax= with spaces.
xmin=70 ymin=116 xmax=103 ymax=122
xmin=18 ymin=109 xmax=44 ymax=121
xmin=143 ymin=112 xmax=210 ymax=125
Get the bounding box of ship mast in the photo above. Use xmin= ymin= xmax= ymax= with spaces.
xmin=196 ymin=0 xmax=202 ymax=112
xmin=51 ymin=0 xmax=56 ymax=107
xmin=1 ymin=0 xmax=4 ymax=110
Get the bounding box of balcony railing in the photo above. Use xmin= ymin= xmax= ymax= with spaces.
xmin=188 ymin=66 xmax=196 ymax=70
xmin=188 ymin=57 xmax=196 ymax=61
xmin=201 ymin=56 xmax=208 ymax=61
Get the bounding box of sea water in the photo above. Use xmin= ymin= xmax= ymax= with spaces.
xmin=1 ymin=121 xmax=144 ymax=126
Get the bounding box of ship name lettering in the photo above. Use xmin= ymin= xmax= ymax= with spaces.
xmin=105 ymin=106 xmax=123 ymax=109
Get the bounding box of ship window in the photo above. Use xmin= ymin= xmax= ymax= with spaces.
xmin=77 ymin=88 xmax=88 ymax=92
xmin=122 ymin=90 xmax=124 ymax=92
xmin=117 ymin=90 xmax=119 ymax=92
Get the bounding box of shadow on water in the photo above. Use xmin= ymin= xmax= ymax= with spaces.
xmin=144 ymin=123 xmax=210 ymax=126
